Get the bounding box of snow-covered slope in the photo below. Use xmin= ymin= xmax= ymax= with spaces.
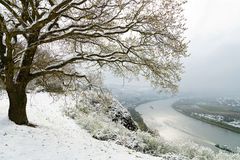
xmin=0 ymin=92 xmax=161 ymax=160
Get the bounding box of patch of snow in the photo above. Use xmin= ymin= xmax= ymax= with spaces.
xmin=226 ymin=120 xmax=240 ymax=128
xmin=193 ymin=113 xmax=224 ymax=122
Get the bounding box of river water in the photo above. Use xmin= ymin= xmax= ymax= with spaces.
xmin=136 ymin=98 xmax=240 ymax=151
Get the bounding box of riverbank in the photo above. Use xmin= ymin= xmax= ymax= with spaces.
xmin=127 ymin=107 xmax=150 ymax=132
xmin=173 ymin=107 xmax=240 ymax=134
xmin=126 ymin=98 xmax=167 ymax=132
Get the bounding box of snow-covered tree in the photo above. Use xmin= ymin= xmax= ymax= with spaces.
xmin=0 ymin=0 xmax=187 ymax=125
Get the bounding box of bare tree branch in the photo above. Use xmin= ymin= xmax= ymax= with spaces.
xmin=0 ymin=0 xmax=187 ymax=93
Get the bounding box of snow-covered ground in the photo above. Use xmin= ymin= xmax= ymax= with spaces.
xmin=1 ymin=92 xmax=240 ymax=160
xmin=226 ymin=120 xmax=240 ymax=128
xmin=0 ymin=92 xmax=162 ymax=160
xmin=217 ymin=97 xmax=240 ymax=108
xmin=192 ymin=113 xmax=224 ymax=122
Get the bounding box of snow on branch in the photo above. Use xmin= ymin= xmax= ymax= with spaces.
xmin=0 ymin=0 xmax=187 ymax=93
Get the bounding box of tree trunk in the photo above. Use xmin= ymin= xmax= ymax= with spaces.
xmin=7 ymin=84 xmax=28 ymax=125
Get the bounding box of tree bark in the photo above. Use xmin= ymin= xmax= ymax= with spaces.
xmin=7 ymin=84 xmax=28 ymax=125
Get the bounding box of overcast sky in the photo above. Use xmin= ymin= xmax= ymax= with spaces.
xmin=105 ymin=0 xmax=240 ymax=97
xmin=180 ymin=0 xmax=240 ymax=96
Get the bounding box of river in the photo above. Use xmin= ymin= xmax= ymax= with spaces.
xmin=136 ymin=98 xmax=240 ymax=151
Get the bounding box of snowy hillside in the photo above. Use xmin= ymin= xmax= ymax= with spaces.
xmin=0 ymin=92 xmax=163 ymax=160
xmin=1 ymin=91 xmax=240 ymax=160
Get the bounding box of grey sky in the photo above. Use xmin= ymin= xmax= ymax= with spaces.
xmin=180 ymin=0 xmax=240 ymax=96
xmin=105 ymin=0 xmax=240 ymax=97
